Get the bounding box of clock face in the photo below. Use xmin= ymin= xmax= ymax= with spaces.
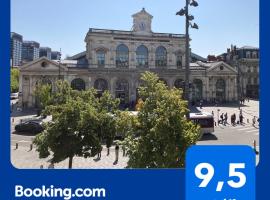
xmin=139 ymin=22 xmax=146 ymax=31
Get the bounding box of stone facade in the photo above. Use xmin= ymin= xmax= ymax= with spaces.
xmin=219 ymin=45 xmax=259 ymax=99
xmin=19 ymin=8 xmax=238 ymax=108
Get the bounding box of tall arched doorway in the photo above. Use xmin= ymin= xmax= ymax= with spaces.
xmin=71 ymin=78 xmax=85 ymax=91
xmin=94 ymin=78 xmax=108 ymax=97
xmin=216 ymin=79 xmax=226 ymax=102
xmin=115 ymin=79 xmax=129 ymax=107
xmin=192 ymin=79 xmax=203 ymax=101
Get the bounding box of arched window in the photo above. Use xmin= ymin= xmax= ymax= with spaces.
xmin=115 ymin=79 xmax=129 ymax=106
xmin=192 ymin=79 xmax=203 ymax=101
xmin=216 ymin=79 xmax=226 ymax=102
xmin=174 ymin=79 xmax=184 ymax=89
xmin=71 ymin=78 xmax=85 ymax=91
xmin=94 ymin=78 xmax=108 ymax=95
xmin=116 ymin=44 xmax=129 ymax=68
xmin=176 ymin=54 xmax=182 ymax=68
xmin=155 ymin=46 xmax=167 ymax=67
xmin=246 ymin=51 xmax=251 ymax=58
xmin=96 ymin=49 xmax=105 ymax=67
xmin=252 ymin=51 xmax=257 ymax=59
xmin=136 ymin=45 xmax=148 ymax=67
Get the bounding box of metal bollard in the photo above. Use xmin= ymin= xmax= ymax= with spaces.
xmin=15 ymin=143 xmax=18 ymax=150
xmin=214 ymin=121 xmax=217 ymax=126
xmin=12 ymin=118 xmax=14 ymax=123
xmin=29 ymin=144 xmax=33 ymax=151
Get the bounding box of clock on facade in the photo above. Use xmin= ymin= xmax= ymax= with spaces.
xmin=139 ymin=22 xmax=146 ymax=31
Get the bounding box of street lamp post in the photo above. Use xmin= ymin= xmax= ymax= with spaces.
xmin=58 ymin=48 xmax=62 ymax=80
xmin=176 ymin=0 xmax=199 ymax=103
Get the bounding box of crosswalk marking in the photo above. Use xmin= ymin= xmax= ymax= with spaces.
xmin=216 ymin=124 xmax=259 ymax=135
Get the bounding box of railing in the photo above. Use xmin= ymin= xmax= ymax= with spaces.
xmin=88 ymin=28 xmax=185 ymax=38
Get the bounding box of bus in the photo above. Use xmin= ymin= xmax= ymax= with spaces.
xmin=189 ymin=112 xmax=214 ymax=136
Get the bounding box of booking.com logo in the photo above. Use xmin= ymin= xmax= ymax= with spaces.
xmin=15 ymin=185 xmax=106 ymax=199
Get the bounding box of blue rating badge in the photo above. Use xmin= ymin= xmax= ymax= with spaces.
xmin=186 ymin=146 xmax=255 ymax=200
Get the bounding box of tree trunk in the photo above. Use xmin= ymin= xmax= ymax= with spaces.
xmin=68 ymin=156 xmax=73 ymax=169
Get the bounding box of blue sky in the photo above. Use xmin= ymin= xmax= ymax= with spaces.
xmin=11 ymin=0 xmax=259 ymax=58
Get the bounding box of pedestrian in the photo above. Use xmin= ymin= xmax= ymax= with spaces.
xmin=97 ymin=146 xmax=102 ymax=159
xmin=220 ymin=113 xmax=224 ymax=124
xmin=122 ymin=145 xmax=126 ymax=157
xmin=224 ymin=113 xmax=228 ymax=125
xmin=115 ymin=145 xmax=120 ymax=163
xmin=230 ymin=114 xmax=234 ymax=126
xmin=239 ymin=114 xmax=244 ymax=124
xmin=199 ymin=99 xmax=203 ymax=109
xmin=211 ymin=111 xmax=214 ymax=116
xmin=252 ymin=116 xmax=256 ymax=127
xmin=40 ymin=165 xmax=44 ymax=169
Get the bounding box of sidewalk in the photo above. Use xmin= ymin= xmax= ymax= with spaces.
xmin=11 ymin=145 xmax=128 ymax=169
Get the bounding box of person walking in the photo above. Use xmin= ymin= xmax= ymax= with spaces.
xmin=122 ymin=145 xmax=126 ymax=157
xmin=252 ymin=116 xmax=256 ymax=127
xmin=97 ymin=146 xmax=102 ymax=159
xmin=220 ymin=113 xmax=224 ymax=125
xmin=239 ymin=114 xmax=244 ymax=125
xmin=115 ymin=145 xmax=120 ymax=164
xmin=224 ymin=113 xmax=228 ymax=125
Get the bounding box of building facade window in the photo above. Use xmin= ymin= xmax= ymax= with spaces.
xmin=254 ymin=77 xmax=258 ymax=85
xmin=116 ymin=44 xmax=129 ymax=68
xmin=96 ymin=50 xmax=105 ymax=67
xmin=155 ymin=46 xmax=167 ymax=67
xmin=176 ymin=54 xmax=182 ymax=68
xmin=252 ymin=51 xmax=257 ymax=58
xmin=71 ymin=78 xmax=86 ymax=91
xmin=246 ymin=51 xmax=251 ymax=58
xmin=136 ymin=45 xmax=148 ymax=67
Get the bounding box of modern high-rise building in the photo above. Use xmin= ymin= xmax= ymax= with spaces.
xmin=22 ymin=41 xmax=40 ymax=63
xmin=51 ymin=51 xmax=61 ymax=60
xmin=39 ymin=47 xmax=52 ymax=60
xmin=10 ymin=32 xmax=23 ymax=66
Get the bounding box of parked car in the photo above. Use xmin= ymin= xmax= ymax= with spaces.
xmin=15 ymin=120 xmax=44 ymax=134
xmin=10 ymin=92 xmax=19 ymax=99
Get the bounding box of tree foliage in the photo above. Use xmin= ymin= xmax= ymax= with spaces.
xmin=11 ymin=68 xmax=19 ymax=93
xmin=119 ymin=72 xmax=200 ymax=168
xmin=33 ymin=81 xmax=119 ymax=168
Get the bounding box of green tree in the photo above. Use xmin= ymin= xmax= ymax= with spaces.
xmin=33 ymin=98 xmax=102 ymax=169
xmin=33 ymin=83 xmax=119 ymax=168
xmin=34 ymin=83 xmax=53 ymax=113
xmin=11 ymin=68 xmax=19 ymax=93
xmin=120 ymin=72 xmax=200 ymax=168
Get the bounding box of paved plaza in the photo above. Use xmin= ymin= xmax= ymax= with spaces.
xmin=10 ymin=100 xmax=259 ymax=169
